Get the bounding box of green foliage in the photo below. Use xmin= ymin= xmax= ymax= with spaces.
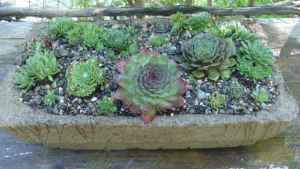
xmin=66 ymin=58 xmax=105 ymax=97
xmin=214 ymin=0 xmax=273 ymax=7
xmin=66 ymin=23 xmax=83 ymax=45
xmin=96 ymin=96 xmax=117 ymax=115
xmin=43 ymin=90 xmax=58 ymax=106
xmin=181 ymin=33 xmax=236 ymax=81
xmin=15 ymin=68 xmax=35 ymax=91
xmin=149 ymin=35 xmax=168 ymax=47
xmin=48 ymin=18 xmax=76 ymax=39
xmin=226 ymin=79 xmax=245 ymax=100
xmin=82 ymin=23 xmax=106 ymax=51
xmin=74 ymin=0 xmax=93 ymax=8
xmin=24 ymin=43 xmax=59 ymax=81
xmin=210 ymin=22 xmax=258 ymax=45
xmin=116 ymin=52 xmax=186 ymax=121
xmin=187 ymin=12 xmax=214 ymax=33
xmin=16 ymin=42 xmax=60 ymax=91
xmin=252 ymin=87 xmax=270 ymax=103
xmin=170 ymin=12 xmax=188 ymax=35
xmin=209 ymin=92 xmax=227 ymax=111
xmin=170 ymin=12 xmax=213 ymax=35
xmin=104 ymin=28 xmax=135 ymax=53
xmin=66 ymin=22 xmax=107 ymax=50
xmin=238 ymin=40 xmax=273 ymax=80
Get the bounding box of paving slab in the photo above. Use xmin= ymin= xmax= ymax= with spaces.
xmin=0 ymin=22 xmax=33 ymax=39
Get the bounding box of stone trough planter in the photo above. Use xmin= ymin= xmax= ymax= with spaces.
xmin=0 ymin=64 xmax=298 ymax=150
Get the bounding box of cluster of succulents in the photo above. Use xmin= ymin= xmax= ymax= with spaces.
xmin=114 ymin=51 xmax=187 ymax=123
xmin=48 ymin=18 xmax=76 ymax=39
xmin=66 ymin=58 xmax=105 ymax=97
xmin=16 ymin=15 xmax=277 ymax=123
xmin=238 ymin=40 xmax=273 ymax=80
xmin=170 ymin=12 xmax=213 ymax=35
xmin=16 ymin=42 xmax=59 ymax=91
xmin=104 ymin=27 xmax=138 ymax=54
xmin=210 ymin=21 xmax=258 ymax=45
xmin=149 ymin=34 xmax=168 ymax=47
xmin=180 ymin=33 xmax=237 ymax=81
xmin=49 ymin=19 xmax=138 ymax=57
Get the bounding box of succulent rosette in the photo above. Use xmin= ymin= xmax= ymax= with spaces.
xmin=180 ymin=33 xmax=236 ymax=80
xmin=115 ymin=51 xmax=187 ymax=123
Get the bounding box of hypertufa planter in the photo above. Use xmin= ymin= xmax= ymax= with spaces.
xmin=0 ymin=65 xmax=298 ymax=150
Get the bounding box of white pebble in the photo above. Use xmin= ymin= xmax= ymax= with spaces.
xmin=171 ymin=113 xmax=174 ymax=117
xmin=91 ymin=97 xmax=98 ymax=102
xmin=59 ymin=97 xmax=64 ymax=104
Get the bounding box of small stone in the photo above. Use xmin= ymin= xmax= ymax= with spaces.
xmin=91 ymin=97 xmax=98 ymax=102
xmin=170 ymin=113 xmax=174 ymax=117
xmin=59 ymin=97 xmax=64 ymax=104
xmin=58 ymin=87 xmax=64 ymax=96
xmin=197 ymin=90 xmax=207 ymax=100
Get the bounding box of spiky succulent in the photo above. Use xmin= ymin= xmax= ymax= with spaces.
xmin=16 ymin=42 xmax=59 ymax=91
xmin=48 ymin=18 xmax=76 ymax=39
xmin=96 ymin=96 xmax=117 ymax=115
xmin=104 ymin=28 xmax=132 ymax=52
xmin=225 ymin=78 xmax=245 ymax=100
xmin=238 ymin=40 xmax=273 ymax=80
xmin=210 ymin=21 xmax=258 ymax=45
xmin=66 ymin=58 xmax=105 ymax=97
xmin=252 ymin=87 xmax=270 ymax=103
xmin=43 ymin=90 xmax=58 ymax=106
xmin=115 ymin=51 xmax=186 ymax=123
xmin=181 ymin=33 xmax=236 ymax=80
xmin=209 ymin=92 xmax=227 ymax=111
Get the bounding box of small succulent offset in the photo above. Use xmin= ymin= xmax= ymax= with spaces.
xmin=187 ymin=12 xmax=214 ymax=33
xmin=170 ymin=12 xmax=213 ymax=35
xmin=226 ymin=79 xmax=245 ymax=100
xmin=209 ymin=92 xmax=227 ymax=111
xmin=149 ymin=35 xmax=168 ymax=47
xmin=104 ymin=28 xmax=133 ymax=52
xmin=181 ymin=33 xmax=236 ymax=81
xmin=210 ymin=21 xmax=257 ymax=45
xmin=16 ymin=42 xmax=60 ymax=91
xmin=82 ymin=23 xmax=107 ymax=51
xmin=48 ymin=18 xmax=76 ymax=39
xmin=115 ymin=51 xmax=187 ymax=123
xmin=66 ymin=23 xmax=83 ymax=45
xmin=170 ymin=12 xmax=188 ymax=35
xmin=252 ymin=87 xmax=270 ymax=103
xmin=96 ymin=96 xmax=117 ymax=115
xmin=66 ymin=58 xmax=105 ymax=97
xmin=43 ymin=90 xmax=58 ymax=106
xmin=238 ymin=40 xmax=273 ymax=80
xmin=15 ymin=68 xmax=35 ymax=91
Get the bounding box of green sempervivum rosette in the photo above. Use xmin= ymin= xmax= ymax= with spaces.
xmin=115 ymin=50 xmax=187 ymax=123
xmin=66 ymin=58 xmax=105 ymax=97
xmin=181 ymin=33 xmax=236 ymax=81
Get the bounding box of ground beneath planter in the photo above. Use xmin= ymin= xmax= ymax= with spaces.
xmin=0 ymin=20 xmax=299 ymax=169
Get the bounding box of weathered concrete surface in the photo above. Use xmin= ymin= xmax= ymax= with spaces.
xmin=0 ymin=21 xmax=298 ymax=150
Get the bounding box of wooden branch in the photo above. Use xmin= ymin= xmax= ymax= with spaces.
xmin=0 ymin=5 xmax=299 ymax=18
